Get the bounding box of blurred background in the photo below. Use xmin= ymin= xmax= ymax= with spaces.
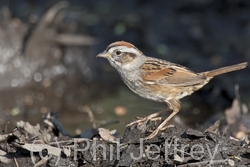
xmin=0 ymin=0 xmax=249 ymax=135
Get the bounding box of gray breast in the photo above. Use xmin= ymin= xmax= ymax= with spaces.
xmin=119 ymin=71 xmax=142 ymax=92
xmin=118 ymin=70 xmax=163 ymax=102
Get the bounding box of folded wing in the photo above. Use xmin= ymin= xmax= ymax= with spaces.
xmin=140 ymin=59 xmax=206 ymax=86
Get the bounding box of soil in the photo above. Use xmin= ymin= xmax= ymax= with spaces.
xmin=0 ymin=111 xmax=250 ymax=167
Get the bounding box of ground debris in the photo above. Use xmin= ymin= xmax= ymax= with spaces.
xmin=0 ymin=112 xmax=250 ymax=166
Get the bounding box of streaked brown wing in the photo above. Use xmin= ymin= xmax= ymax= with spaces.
xmin=140 ymin=60 xmax=206 ymax=86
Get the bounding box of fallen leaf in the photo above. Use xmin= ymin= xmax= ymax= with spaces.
xmin=98 ymin=128 xmax=117 ymax=142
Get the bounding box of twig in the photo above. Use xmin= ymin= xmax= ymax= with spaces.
xmin=178 ymin=159 xmax=234 ymax=167
xmin=54 ymin=34 xmax=96 ymax=46
xmin=13 ymin=157 xmax=19 ymax=167
xmin=48 ymin=138 xmax=91 ymax=145
xmin=82 ymin=106 xmax=97 ymax=129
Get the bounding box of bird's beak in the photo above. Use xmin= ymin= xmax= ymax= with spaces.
xmin=96 ymin=52 xmax=111 ymax=58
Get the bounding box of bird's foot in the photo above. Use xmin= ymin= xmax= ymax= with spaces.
xmin=144 ymin=125 xmax=175 ymax=140
xmin=126 ymin=109 xmax=168 ymax=127
xmin=126 ymin=115 xmax=161 ymax=127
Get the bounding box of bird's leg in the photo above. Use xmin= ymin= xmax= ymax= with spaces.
xmin=144 ymin=99 xmax=181 ymax=140
xmin=126 ymin=108 xmax=170 ymax=127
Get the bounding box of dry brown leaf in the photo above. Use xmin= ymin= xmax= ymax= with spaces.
xmin=225 ymin=99 xmax=241 ymax=125
xmin=98 ymin=128 xmax=117 ymax=142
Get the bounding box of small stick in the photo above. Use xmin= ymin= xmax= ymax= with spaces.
xmin=13 ymin=157 xmax=19 ymax=167
xmin=82 ymin=106 xmax=97 ymax=129
xmin=178 ymin=159 xmax=234 ymax=167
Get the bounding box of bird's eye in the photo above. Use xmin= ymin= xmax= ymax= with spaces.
xmin=115 ymin=50 xmax=121 ymax=55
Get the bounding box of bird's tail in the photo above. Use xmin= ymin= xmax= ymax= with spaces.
xmin=203 ymin=62 xmax=248 ymax=77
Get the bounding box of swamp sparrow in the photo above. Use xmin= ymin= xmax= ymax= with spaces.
xmin=97 ymin=41 xmax=248 ymax=140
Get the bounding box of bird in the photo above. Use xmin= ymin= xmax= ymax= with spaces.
xmin=97 ymin=41 xmax=248 ymax=140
